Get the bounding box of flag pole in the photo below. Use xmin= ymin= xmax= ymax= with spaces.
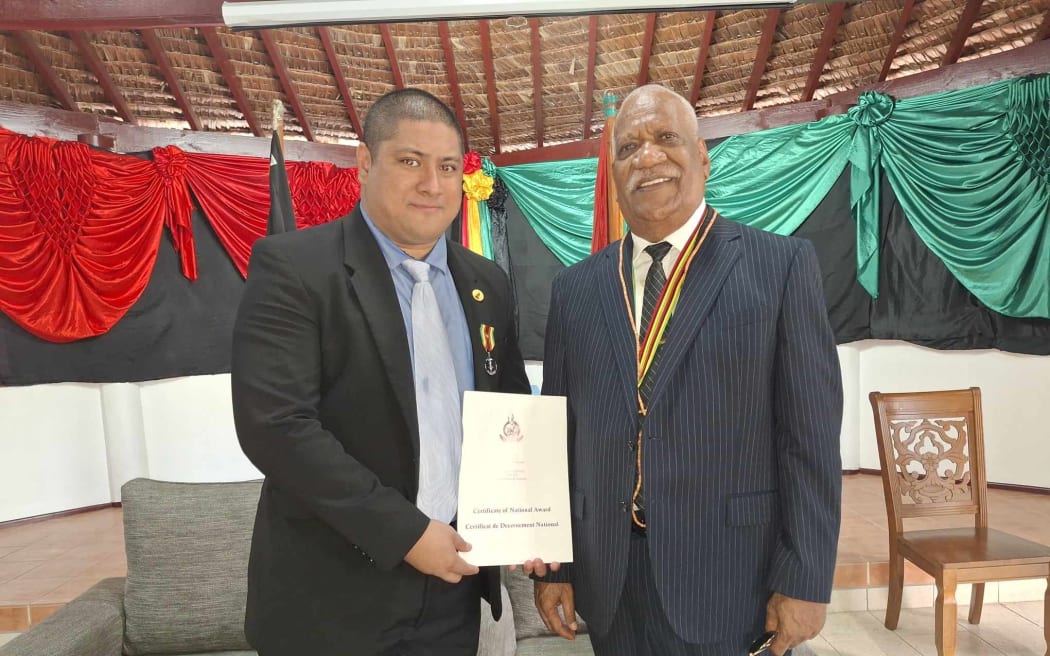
xmin=267 ymin=99 xmax=296 ymax=234
xmin=272 ymin=99 xmax=285 ymax=147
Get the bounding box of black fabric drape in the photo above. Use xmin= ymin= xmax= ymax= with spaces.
xmin=506 ymin=193 xmax=564 ymax=361
xmin=792 ymin=167 xmax=871 ymax=343
xmin=488 ymin=177 xmax=512 ymax=277
xmin=871 ymin=171 xmax=1050 ymax=354
xmin=0 ymin=202 xmax=244 ymax=385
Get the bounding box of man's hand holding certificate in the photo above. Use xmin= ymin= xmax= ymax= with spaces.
xmin=458 ymin=391 xmax=573 ymax=567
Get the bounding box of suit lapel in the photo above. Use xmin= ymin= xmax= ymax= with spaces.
xmin=646 ymin=217 xmax=742 ymax=407
xmin=446 ymin=243 xmax=492 ymax=392
xmin=597 ymin=240 xmax=642 ymax=412
xmin=342 ymin=209 xmax=419 ymax=455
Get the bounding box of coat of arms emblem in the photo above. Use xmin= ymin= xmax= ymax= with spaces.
xmin=499 ymin=414 xmax=524 ymax=442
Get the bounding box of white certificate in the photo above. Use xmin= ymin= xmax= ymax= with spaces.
xmin=458 ymin=390 xmax=573 ymax=567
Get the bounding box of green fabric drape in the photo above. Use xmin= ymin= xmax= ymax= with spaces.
xmin=868 ymin=76 xmax=1050 ymax=317
xmin=845 ymin=92 xmax=893 ymax=298
xmin=495 ymin=159 xmax=597 ymax=266
xmin=492 ymin=74 xmax=1050 ymax=318
xmin=478 ymin=200 xmax=494 ymax=259
xmin=706 ymin=117 xmax=853 ymax=237
xmin=479 ymin=158 xmax=496 ymax=258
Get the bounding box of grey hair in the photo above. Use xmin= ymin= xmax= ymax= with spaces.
xmin=616 ymin=84 xmax=700 ymax=139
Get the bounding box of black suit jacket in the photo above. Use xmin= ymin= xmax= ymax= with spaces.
xmin=542 ymin=219 xmax=843 ymax=644
xmin=231 ymin=207 xmax=530 ymax=655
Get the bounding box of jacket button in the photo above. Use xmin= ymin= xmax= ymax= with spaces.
xmin=621 ymin=501 xmax=628 ymax=512
xmin=626 ymin=441 xmax=634 ymax=451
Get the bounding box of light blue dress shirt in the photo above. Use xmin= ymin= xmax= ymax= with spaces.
xmin=361 ymin=210 xmax=475 ymax=398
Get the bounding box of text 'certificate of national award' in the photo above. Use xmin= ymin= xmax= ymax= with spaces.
xmin=458 ymin=391 xmax=573 ymax=567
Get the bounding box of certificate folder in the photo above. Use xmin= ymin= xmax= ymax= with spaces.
xmin=458 ymin=391 xmax=573 ymax=567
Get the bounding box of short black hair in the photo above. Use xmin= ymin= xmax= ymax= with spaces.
xmin=362 ymin=88 xmax=463 ymax=153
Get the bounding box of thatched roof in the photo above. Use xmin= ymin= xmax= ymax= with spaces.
xmin=1 ymin=0 xmax=1048 ymax=152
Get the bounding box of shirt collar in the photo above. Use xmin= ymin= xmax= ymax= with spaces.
xmin=631 ymin=199 xmax=707 ymax=263
xmin=361 ymin=207 xmax=451 ymax=278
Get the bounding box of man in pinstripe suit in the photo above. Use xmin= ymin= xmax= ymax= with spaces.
xmin=533 ymin=85 xmax=843 ymax=656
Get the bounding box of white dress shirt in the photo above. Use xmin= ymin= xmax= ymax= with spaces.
xmin=630 ymin=200 xmax=708 ymax=333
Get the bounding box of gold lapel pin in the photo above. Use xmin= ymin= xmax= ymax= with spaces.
xmin=472 ymin=289 xmax=485 ymax=302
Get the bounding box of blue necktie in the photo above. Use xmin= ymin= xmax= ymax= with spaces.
xmin=402 ymin=259 xmax=461 ymax=523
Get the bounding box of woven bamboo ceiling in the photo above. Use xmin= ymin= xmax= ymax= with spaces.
xmin=1 ymin=0 xmax=1049 ymax=153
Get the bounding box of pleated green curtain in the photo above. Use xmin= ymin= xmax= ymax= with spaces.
xmin=860 ymin=76 xmax=1050 ymax=317
xmin=705 ymin=118 xmax=853 ymax=236
xmin=492 ymin=74 xmax=1050 ymax=318
xmin=495 ymin=159 xmax=597 ymax=266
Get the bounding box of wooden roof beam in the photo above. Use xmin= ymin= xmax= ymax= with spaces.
xmin=827 ymin=37 xmax=1050 ymax=108
xmin=69 ymin=31 xmax=136 ymax=124
xmin=636 ymin=13 xmax=658 ymax=87
xmin=201 ymin=27 xmax=262 ymax=137
xmin=943 ymin=0 xmax=985 ymax=66
xmin=688 ymin=11 xmax=717 ymax=109
xmin=317 ymin=27 xmax=362 ymax=138
xmin=0 ymin=0 xmax=225 ymax=30
xmin=437 ymin=21 xmax=469 ymax=150
xmin=478 ymin=19 xmax=502 ymax=154
xmin=11 ymin=31 xmax=77 ymax=112
xmin=1033 ymin=8 xmax=1050 ymax=42
xmin=530 ymin=18 xmax=544 ymax=148
xmin=582 ymin=16 xmax=599 ymax=139
xmin=378 ymin=25 xmax=404 ymax=89
xmin=879 ymin=0 xmax=915 ymax=82
xmin=259 ymin=30 xmax=315 ymax=141
xmin=801 ymin=2 xmax=845 ymax=102
xmin=742 ymin=9 xmax=782 ymax=111
xmin=140 ymin=29 xmax=200 ymax=131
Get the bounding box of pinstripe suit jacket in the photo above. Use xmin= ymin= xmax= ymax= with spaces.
xmin=541 ymin=217 xmax=843 ymax=644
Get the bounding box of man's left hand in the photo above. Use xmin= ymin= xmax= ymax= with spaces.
xmin=765 ymin=592 xmax=827 ymax=655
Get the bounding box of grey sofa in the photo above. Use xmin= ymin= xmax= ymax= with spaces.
xmin=0 ymin=478 xmax=589 ymax=656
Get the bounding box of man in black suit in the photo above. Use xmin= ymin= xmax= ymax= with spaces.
xmin=533 ymin=85 xmax=843 ymax=656
xmin=232 ymin=88 xmax=530 ymax=656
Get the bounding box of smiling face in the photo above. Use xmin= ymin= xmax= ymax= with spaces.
xmin=357 ymin=118 xmax=464 ymax=259
xmin=611 ymin=86 xmax=710 ymax=242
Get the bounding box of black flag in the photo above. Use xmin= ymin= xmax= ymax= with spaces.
xmin=268 ymin=131 xmax=297 ymax=234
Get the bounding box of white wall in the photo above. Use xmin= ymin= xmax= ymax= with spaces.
xmin=852 ymin=341 xmax=1050 ymax=488
xmin=0 ymin=375 xmax=258 ymax=522
xmin=0 ymin=384 xmax=111 ymax=522
xmin=1 ymin=341 xmax=1047 ymax=521
xmin=138 ymin=375 xmax=259 ymax=483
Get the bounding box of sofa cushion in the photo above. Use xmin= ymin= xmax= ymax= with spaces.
xmin=0 ymin=577 xmax=125 ymax=656
xmin=478 ymin=584 xmax=516 ymax=656
xmin=122 ymin=478 xmax=262 ymax=656
xmin=503 ymin=567 xmax=587 ymax=641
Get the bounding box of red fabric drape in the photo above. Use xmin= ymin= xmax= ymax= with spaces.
xmin=185 ymin=153 xmax=361 ymax=277
xmin=0 ymin=129 xmax=191 ymax=342
xmin=152 ymin=145 xmax=196 ymax=280
xmin=287 ymin=161 xmax=360 ymax=228
xmin=183 ymin=152 xmax=270 ymax=278
xmin=0 ymin=127 xmax=360 ymax=340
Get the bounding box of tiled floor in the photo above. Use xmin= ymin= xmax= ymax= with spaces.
xmin=0 ymin=474 xmax=1047 ymax=643
xmin=0 ymin=506 xmax=124 ymax=632
xmin=811 ymin=602 xmax=1046 ymax=655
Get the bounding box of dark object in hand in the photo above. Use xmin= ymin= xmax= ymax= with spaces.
xmin=748 ymin=631 xmax=776 ymax=655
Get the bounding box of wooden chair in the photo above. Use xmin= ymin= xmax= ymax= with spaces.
xmin=869 ymin=387 xmax=1050 ymax=656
